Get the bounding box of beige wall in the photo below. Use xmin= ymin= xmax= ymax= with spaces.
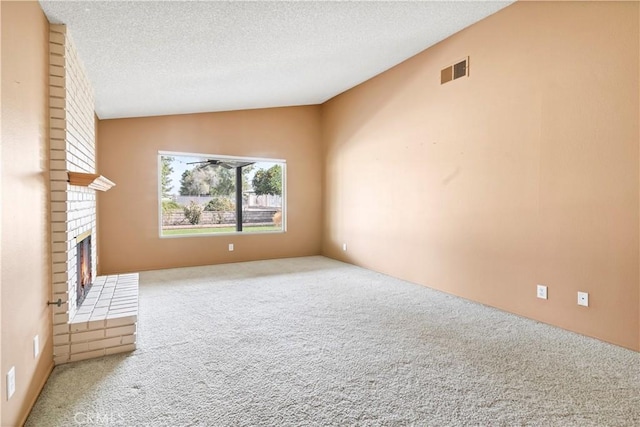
xmin=1 ymin=2 xmax=53 ymax=425
xmin=0 ymin=1 xmax=3 ymax=418
xmin=97 ymin=107 xmax=323 ymax=274
xmin=322 ymin=1 xmax=640 ymax=350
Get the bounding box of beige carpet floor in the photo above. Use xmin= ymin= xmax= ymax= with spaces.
xmin=26 ymin=256 xmax=640 ymax=426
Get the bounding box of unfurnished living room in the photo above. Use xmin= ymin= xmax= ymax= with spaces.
xmin=2 ymin=0 xmax=640 ymax=426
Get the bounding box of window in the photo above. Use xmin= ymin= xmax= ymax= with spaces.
xmin=159 ymin=151 xmax=285 ymax=237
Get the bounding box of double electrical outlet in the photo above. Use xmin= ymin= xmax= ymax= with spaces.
xmin=537 ymin=285 xmax=589 ymax=307
xmin=536 ymin=284 xmax=548 ymax=300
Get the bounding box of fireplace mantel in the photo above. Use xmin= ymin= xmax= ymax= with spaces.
xmin=68 ymin=172 xmax=115 ymax=191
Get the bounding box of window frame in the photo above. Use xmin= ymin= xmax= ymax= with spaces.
xmin=158 ymin=150 xmax=287 ymax=238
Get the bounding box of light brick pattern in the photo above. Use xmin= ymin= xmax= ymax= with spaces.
xmin=53 ymin=274 xmax=138 ymax=365
xmin=49 ymin=25 xmax=137 ymax=364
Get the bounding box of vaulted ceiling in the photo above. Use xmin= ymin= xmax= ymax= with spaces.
xmin=39 ymin=1 xmax=514 ymax=119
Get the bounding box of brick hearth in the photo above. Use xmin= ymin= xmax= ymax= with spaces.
xmin=62 ymin=274 xmax=138 ymax=363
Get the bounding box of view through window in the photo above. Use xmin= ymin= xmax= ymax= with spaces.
xmin=159 ymin=152 xmax=285 ymax=237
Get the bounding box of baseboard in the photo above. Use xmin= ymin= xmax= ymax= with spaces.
xmin=17 ymin=361 xmax=54 ymax=427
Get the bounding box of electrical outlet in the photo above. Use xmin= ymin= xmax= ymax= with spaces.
xmin=342 ymin=243 xmax=347 ymax=251
xmin=6 ymin=366 xmax=16 ymax=401
xmin=536 ymin=284 xmax=548 ymax=300
xmin=228 ymin=243 xmax=234 ymax=252
xmin=34 ymin=335 xmax=40 ymax=358
xmin=577 ymin=291 xmax=589 ymax=307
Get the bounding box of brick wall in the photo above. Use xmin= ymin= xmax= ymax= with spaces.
xmin=49 ymin=24 xmax=96 ymax=325
xmin=49 ymin=26 xmax=139 ymax=364
xmin=162 ymin=209 xmax=279 ymax=226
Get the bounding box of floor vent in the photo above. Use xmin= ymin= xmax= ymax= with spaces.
xmin=441 ymin=57 xmax=469 ymax=84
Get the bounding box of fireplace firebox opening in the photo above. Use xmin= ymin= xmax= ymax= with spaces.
xmin=76 ymin=234 xmax=93 ymax=306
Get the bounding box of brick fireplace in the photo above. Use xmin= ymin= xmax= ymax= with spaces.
xmin=49 ymin=25 xmax=137 ymax=364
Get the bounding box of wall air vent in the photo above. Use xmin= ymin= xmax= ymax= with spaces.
xmin=441 ymin=57 xmax=469 ymax=84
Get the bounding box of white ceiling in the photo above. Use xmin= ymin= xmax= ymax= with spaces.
xmin=39 ymin=1 xmax=514 ymax=120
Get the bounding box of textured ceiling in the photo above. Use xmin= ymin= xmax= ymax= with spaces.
xmin=39 ymin=1 xmax=514 ymax=120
